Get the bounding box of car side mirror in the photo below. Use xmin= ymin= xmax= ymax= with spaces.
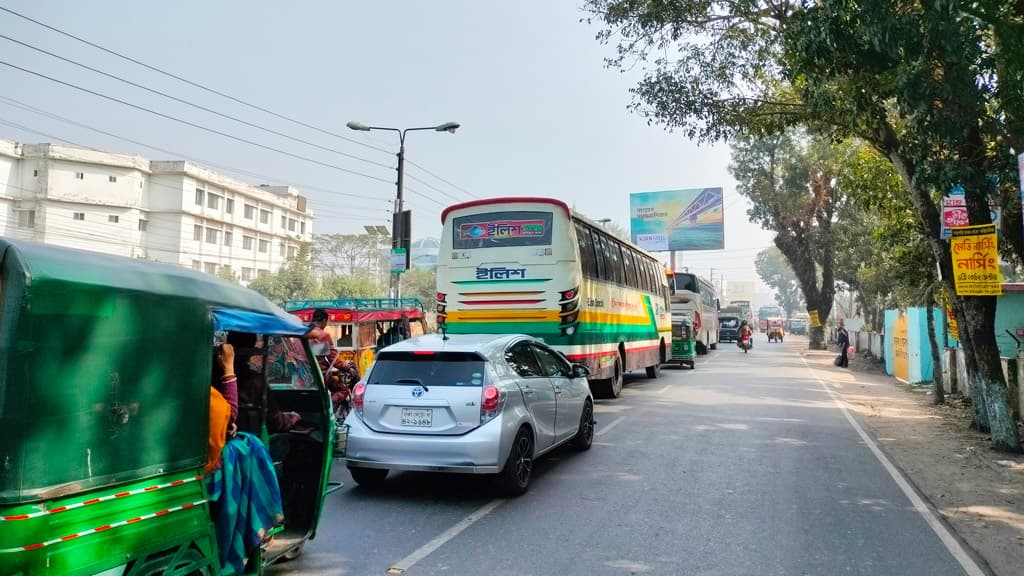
xmin=572 ymin=364 xmax=590 ymax=379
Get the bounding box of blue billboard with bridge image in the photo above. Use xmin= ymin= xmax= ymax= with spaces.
xmin=629 ymin=187 xmax=725 ymax=251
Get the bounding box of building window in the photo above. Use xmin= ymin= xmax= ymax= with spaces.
xmin=242 ymin=267 xmax=254 ymax=281
xmin=192 ymin=260 xmax=201 ymax=270
xmin=301 ymin=221 xmax=306 ymax=235
xmin=243 ymin=236 xmax=254 ymax=250
xmin=193 ymin=224 xmax=203 ymax=241
xmin=207 ymin=193 xmax=221 ymax=210
xmin=288 ymin=218 xmax=297 ymax=232
xmin=244 ymin=204 xmax=256 ymax=219
xmin=281 ymin=214 xmax=287 ymax=228
xmin=204 ymin=262 xmax=217 ymax=275
xmin=16 ymin=210 xmax=35 ymax=229
xmin=258 ymin=269 xmax=270 ymax=278
xmin=109 ymin=175 xmax=117 ymax=183
xmin=195 ymin=188 xmax=205 ymax=205
xmin=224 ymin=231 xmax=233 ymax=246
xmin=225 ymin=198 xmax=234 ymax=214
xmin=108 ymin=215 xmax=119 ymax=223
xmin=287 ymin=245 xmax=297 ymax=258
xmin=73 ymin=212 xmax=85 ymax=221
xmin=32 ymin=169 xmax=38 ymax=177
xmin=260 ymin=209 xmax=271 ymax=225
xmin=205 ymin=228 xmax=220 ymax=244
xmin=258 ymin=239 xmax=269 ymax=253
xmin=140 ymin=181 xmax=143 ymax=189
xmin=279 ymin=243 xmax=286 ymax=257
xmin=138 ymin=219 xmax=148 ymax=231
xmin=75 ymin=172 xmax=84 ymax=180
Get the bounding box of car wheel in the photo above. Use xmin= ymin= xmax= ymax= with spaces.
xmin=645 ymin=363 xmax=661 ymax=379
xmin=348 ymin=467 xmax=388 ymax=488
xmin=591 ymin=357 xmax=623 ymax=399
xmin=709 ymin=341 xmax=717 ymax=350
xmin=571 ymin=400 xmax=595 ymax=451
xmin=496 ymin=428 xmax=534 ymax=496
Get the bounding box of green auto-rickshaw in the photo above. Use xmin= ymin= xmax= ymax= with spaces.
xmin=0 ymin=238 xmax=342 ymax=576
xmin=668 ymin=316 xmax=696 ymax=369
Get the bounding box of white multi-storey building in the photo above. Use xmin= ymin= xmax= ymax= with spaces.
xmin=0 ymin=139 xmax=313 ymax=284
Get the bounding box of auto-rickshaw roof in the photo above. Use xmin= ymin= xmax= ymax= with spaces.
xmin=1 ymin=238 xmax=305 ymax=334
xmin=285 ymin=297 xmax=426 ymax=324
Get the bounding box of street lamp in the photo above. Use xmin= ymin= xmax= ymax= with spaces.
xmin=347 ymin=121 xmax=460 ymax=299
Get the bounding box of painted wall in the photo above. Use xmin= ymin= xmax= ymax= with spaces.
xmin=885 ymin=307 xmax=943 ymax=384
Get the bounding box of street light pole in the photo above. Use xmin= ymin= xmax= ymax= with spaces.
xmin=347 ymin=121 xmax=459 ymax=300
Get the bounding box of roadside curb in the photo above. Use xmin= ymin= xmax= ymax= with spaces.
xmin=801 ymin=354 xmax=1000 ymax=576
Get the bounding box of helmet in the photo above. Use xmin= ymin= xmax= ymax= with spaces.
xmin=740 ymin=320 xmax=748 ymax=326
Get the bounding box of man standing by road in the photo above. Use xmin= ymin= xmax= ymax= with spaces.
xmin=836 ymin=319 xmax=850 ymax=368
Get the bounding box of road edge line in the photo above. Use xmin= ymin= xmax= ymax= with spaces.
xmin=801 ymin=356 xmax=989 ymax=576
xmin=595 ymin=415 xmax=627 ymax=437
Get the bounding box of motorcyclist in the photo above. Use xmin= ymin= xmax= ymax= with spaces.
xmin=738 ymin=320 xmax=754 ymax=349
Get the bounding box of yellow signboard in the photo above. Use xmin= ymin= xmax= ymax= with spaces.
xmin=946 ymin=305 xmax=959 ymax=341
xmin=808 ymin=310 xmax=821 ymax=328
xmin=892 ymin=312 xmax=909 ymax=382
xmin=951 ymin=224 xmax=1002 ymax=296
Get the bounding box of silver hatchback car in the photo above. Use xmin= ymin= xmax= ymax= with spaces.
xmin=343 ymin=333 xmax=595 ymax=495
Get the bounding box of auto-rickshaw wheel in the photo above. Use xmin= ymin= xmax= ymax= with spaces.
xmin=281 ymin=543 xmax=304 ymax=562
xmin=125 ymin=547 xmax=210 ymax=576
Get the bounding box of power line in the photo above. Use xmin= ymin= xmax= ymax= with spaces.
xmin=405 ymin=158 xmax=479 ymax=199
xmin=405 ymin=172 xmax=466 ymax=203
xmin=0 ymin=58 xmax=399 ymax=185
xmin=0 ymin=5 xmax=393 ymax=156
xmin=0 ymin=32 xmax=395 ymax=171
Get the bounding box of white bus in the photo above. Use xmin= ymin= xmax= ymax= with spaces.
xmin=436 ymin=197 xmax=672 ymax=399
xmin=668 ymin=271 xmax=720 ymax=354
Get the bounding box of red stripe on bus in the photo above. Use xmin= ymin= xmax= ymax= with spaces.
xmin=126 ymin=517 xmax=143 ymax=523
xmin=60 ymin=534 xmax=79 ymax=541
xmin=144 ymin=486 xmax=159 ymax=491
xmin=83 ymin=499 xmax=102 ymax=505
xmin=565 ymin=344 xmax=660 ymax=360
xmin=155 ymin=510 xmax=170 ymax=516
xmin=459 ymin=299 xmax=544 ymax=305
xmin=95 ymin=525 xmax=113 ymax=532
xmin=114 ymin=492 xmax=131 ymax=498
xmin=48 ymin=506 xmax=67 ymax=513
xmin=2 ymin=515 xmax=29 ymax=521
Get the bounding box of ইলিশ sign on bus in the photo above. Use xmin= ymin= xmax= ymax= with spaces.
xmin=950 ymin=223 xmax=1002 ymax=296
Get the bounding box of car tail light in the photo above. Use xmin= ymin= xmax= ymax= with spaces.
xmin=352 ymin=381 xmax=366 ymax=414
xmin=480 ymin=385 xmax=504 ymax=422
xmin=694 ymin=311 xmax=703 ymax=331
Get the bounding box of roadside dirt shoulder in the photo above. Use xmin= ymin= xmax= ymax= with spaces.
xmin=802 ymin=349 xmax=1024 ymax=575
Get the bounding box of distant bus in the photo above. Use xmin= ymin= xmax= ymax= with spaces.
xmin=668 ymin=271 xmax=720 ymax=354
xmin=758 ymin=305 xmax=783 ymax=332
xmin=436 ymin=197 xmax=672 ymax=399
xmin=728 ymin=299 xmax=755 ymax=325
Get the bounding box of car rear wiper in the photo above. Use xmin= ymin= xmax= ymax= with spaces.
xmin=394 ymin=378 xmax=428 ymax=391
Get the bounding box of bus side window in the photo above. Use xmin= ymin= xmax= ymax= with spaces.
xmin=575 ymin=222 xmax=598 ymax=279
xmin=604 ymin=237 xmax=623 ymax=285
xmin=594 ymin=232 xmax=609 ymax=281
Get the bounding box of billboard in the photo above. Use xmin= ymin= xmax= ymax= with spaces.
xmin=630 ymin=187 xmax=725 ymax=251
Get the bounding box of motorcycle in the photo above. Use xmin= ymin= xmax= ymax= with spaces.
xmin=739 ymin=334 xmax=751 ymax=353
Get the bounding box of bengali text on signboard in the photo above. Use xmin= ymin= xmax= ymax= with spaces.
xmin=950 ymin=224 xmax=1002 ymax=296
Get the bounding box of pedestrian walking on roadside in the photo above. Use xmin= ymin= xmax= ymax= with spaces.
xmin=836 ymin=319 xmax=850 ymax=368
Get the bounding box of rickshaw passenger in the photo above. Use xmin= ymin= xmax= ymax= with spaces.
xmin=205 ymin=343 xmax=285 ymax=575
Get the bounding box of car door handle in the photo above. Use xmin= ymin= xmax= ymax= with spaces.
xmin=522 ymin=385 xmax=535 ymax=396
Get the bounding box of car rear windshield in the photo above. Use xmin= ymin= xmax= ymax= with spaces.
xmin=369 ymin=351 xmax=487 ymax=387
xmin=719 ymin=317 xmax=740 ymax=329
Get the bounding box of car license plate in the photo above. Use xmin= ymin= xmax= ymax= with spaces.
xmin=401 ymin=408 xmax=433 ymax=427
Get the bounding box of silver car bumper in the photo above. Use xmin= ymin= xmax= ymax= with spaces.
xmin=343 ymin=412 xmax=507 ymax=474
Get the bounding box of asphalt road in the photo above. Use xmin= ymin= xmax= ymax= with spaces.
xmin=268 ymin=337 xmax=980 ymax=576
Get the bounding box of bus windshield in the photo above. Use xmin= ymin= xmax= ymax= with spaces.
xmin=451 ymin=211 xmax=554 ymax=250
xmin=671 ymin=272 xmax=699 ymax=294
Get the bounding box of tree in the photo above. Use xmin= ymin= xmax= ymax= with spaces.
xmin=247 ymin=244 xmax=319 ymax=305
xmin=312 ymin=233 xmax=382 ymax=278
xmin=730 ymin=132 xmax=839 ymax=349
xmin=400 ymin=267 xmax=438 ymax=320
xmin=755 ymin=248 xmax=803 ymax=318
xmin=585 ymin=0 xmax=1021 ymax=450
xmin=215 ymin=266 xmax=239 ymax=284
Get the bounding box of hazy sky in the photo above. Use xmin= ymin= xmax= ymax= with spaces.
xmin=0 ymin=1 xmax=774 ymax=291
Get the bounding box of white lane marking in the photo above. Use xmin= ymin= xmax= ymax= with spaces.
xmin=388 ymin=498 xmax=505 ymax=573
xmin=596 ymin=415 xmax=627 ymax=437
xmin=801 ymin=357 xmax=987 ymax=576
xmin=657 ymin=384 xmax=672 ymax=395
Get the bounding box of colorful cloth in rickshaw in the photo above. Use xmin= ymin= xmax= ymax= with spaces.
xmin=204 ymin=432 xmax=284 ymax=575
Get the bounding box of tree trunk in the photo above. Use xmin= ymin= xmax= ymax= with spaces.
xmin=957 ymin=316 xmax=991 ymax=431
xmin=925 ymin=294 xmax=944 ymax=404
xmin=962 ymin=295 xmax=1021 ymax=452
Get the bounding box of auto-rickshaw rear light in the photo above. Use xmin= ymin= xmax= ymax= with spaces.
xmin=353 ymin=382 xmax=366 ymax=411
